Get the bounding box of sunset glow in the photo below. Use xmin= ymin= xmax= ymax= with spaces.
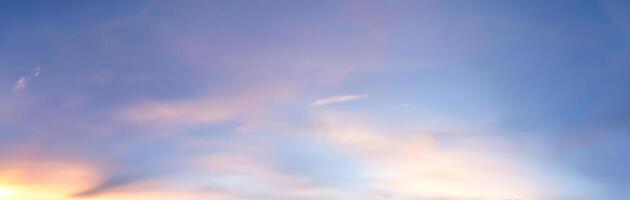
xmin=1 ymin=0 xmax=629 ymax=199
xmin=0 ymin=188 xmax=14 ymax=199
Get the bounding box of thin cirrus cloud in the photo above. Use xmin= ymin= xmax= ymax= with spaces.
xmin=310 ymin=95 xmax=367 ymax=107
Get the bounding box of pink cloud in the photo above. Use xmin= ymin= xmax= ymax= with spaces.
xmin=119 ymin=85 xmax=293 ymax=125
xmin=310 ymin=95 xmax=367 ymax=107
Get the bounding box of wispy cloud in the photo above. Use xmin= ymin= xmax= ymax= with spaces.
xmin=120 ymin=86 xmax=293 ymax=125
xmin=310 ymin=94 xmax=367 ymax=107
xmin=12 ymin=67 xmax=41 ymax=92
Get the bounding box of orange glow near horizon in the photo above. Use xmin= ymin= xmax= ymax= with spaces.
xmin=0 ymin=160 xmax=101 ymax=200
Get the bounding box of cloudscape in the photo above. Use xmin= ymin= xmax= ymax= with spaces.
xmin=1 ymin=0 xmax=630 ymax=199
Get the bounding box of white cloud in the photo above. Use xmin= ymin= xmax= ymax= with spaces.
xmin=12 ymin=68 xmax=42 ymax=92
xmin=13 ymin=77 xmax=28 ymax=91
xmin=310 ymin=95 xmax=367 ymax=107
xmin=33 ymin=67 xmax=41 ymax=77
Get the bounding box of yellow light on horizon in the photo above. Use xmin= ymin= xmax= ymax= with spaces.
xmin=0 ymin=188 xmax=14 ymax=199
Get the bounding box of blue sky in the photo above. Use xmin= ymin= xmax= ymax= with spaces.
xmin=1 ymin=0 xmax=630 ymax=199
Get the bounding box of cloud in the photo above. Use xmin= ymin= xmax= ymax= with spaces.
xmin=198 ymin=152 xmax=372 ymax=200
xmin=119 ymin=85 xmax=293 ymax=125
xmin=72 ymin=172 xmax=155 ymax=198
xmin=310 ymin=95 xmax=367 ymax=107
xmin=121 ymin=97 xmax=246 ymax=125
xmin=308 ymin=110 xmax=604 ymax=200
xmin=12 ymin=77 xmax=28 ymax=91
xmin=33 ymin=67 xmax=41 ymax=77
xmin=12 ymin=68 xmax=41 ymax=92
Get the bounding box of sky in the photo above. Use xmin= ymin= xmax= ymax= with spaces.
xmin=1 ymin=0 xmax=630 ymax=199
